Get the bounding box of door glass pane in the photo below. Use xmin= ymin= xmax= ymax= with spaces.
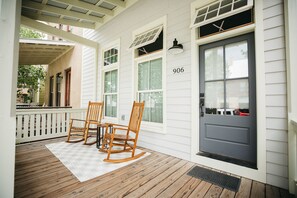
xmin=226 ymin=79 xmax=249 ymax=116
xmin=150 ymin=58 xmax=162 ymax=89
xmin=225 ymin=41 xmax=248 ymax=79
xmin=139 ymin=91 xmax=163 ymax=123
xmin=205 ymin=46 xmax=224 ymax=81
xmin=205 ymin=81 xmax=224 ymax=115
xmin=138 ymin=61 xmax=149 ymax=91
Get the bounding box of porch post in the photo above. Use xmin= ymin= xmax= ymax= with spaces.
xmin=284 ymin=0 xmax=297 ymax=195
xmin=0 ymin=0 xmax=20 ymax=197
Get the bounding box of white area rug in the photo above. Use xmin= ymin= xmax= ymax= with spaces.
xmin=46 ymin=141 xmax=150 ymax=182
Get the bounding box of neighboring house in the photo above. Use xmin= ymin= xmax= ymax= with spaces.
xmin=1 ymin=0 xmax=297 ymax=197
xmin=44 ymin=27 xmax=82 ymax=108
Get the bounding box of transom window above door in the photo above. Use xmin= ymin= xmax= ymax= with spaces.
xmin=191 ymin=0 xmax=253 ymax=28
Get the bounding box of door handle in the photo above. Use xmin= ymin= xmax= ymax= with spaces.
xmin=200 ymin=93 xmax=204 ymax=117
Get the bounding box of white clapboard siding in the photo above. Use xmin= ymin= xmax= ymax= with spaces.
xmin=81 ymin=47 xmax=96 ymax=107
xmin=83 ymin=0 xmax=193 ymax=161
xmin=264 ymin=0 xmax=289 ymax=184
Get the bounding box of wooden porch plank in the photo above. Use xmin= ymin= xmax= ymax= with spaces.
xmin=43 ymin=152 xmax=168 ymax=198
xmin=235 ymin=177 xmax=252 ymax=198
xmin=266 ymin=184 xmax=281 ymax=198
xmin=220 ymin=189 xmax=236 ymax=198
xmin=13 ymin=138 xmax=293 ymax=198
xmin=173 ymin=177 xmax=202 ymax=198
xmin=141 ymin=162 xmax=195 ymax=197
xmin=250 ymin=181 xmax=265 ymax=198
xmin=188 ymin=180 xmax=212 ymax=198
xmin=80 ymin=157 xmax=181 ymax=198
xmin=203 ymin=185 xmax=223 ymax=198
xmin=123 ymin=159 xmax=188 ymax=198
xmin=156 ymin=174 xmax=194 ymax=198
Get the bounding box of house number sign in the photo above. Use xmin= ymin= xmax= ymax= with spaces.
xmin=173 ymin=67 xmax=184 ymax=74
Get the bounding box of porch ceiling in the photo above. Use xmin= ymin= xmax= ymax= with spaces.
xmin=19 ymin=39 xmax=75 ymax=65
xmin=21 ymin=0 xmax=136 ymax=29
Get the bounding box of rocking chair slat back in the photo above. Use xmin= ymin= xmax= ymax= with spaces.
xmin=128 ymin=101 xmax=145 ymax=133
xmin=86 ymin=101 xmax=103 ymax=122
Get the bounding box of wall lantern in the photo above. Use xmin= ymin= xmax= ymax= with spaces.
xmin=168 ymin=38 xmax=183 ymax=55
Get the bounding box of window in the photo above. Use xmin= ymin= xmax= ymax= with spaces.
xmin=102 ymin=43 xmax=119 ymax=118
xmin=129 ymin=25 xmax=163 ymax=49
xmin=132 ymin=17 xmax=166 ymax=127
xmin=56 ymin=73 xmax=62 ymax=106
xmin=137 ymin=58 xmax=163 ymax=123
xmin=104 ymin=47 xmax=118 ymax=66
xmin=191 ymin=0 xmax=253 ymax=28
xmin=103 ymin=70 xmax=118 ymax=117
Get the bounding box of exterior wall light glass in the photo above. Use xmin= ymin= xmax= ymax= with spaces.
xmin=168 ymin=38 xmax=183 ymax=54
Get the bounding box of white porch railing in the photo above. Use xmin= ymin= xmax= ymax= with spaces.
xmin=16 ymin=108 xmax=87 ymax=144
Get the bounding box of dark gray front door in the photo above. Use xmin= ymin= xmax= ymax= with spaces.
xmin=199 ymin=33 xmax=257 ymax=165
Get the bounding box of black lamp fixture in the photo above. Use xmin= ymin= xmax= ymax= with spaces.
xmin=168 ymin=38 xmax=183 ymax=55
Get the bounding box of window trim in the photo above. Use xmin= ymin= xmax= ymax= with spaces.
xmin=136 ymin=56 xmax=164 ymax=125
xmin=131 ymin=16 xmax=167 ymax=133
xmin=132 ymin=16 xmax=167 ymax=133
xmin=101 ymin=39 xmax=120 ymax=121
xmin=103 ymin=69 xmax=118 ymax=118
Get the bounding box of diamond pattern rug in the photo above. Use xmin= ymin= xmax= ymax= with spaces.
xmin=46 ymin=141 xmax=150 ymax=182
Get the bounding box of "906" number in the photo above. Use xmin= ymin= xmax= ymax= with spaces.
xmin=173 ymin=67 xmax=184 ymax=74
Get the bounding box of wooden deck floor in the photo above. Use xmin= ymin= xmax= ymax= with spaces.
xmin=15 ymin=138 xmax=293 ymax=198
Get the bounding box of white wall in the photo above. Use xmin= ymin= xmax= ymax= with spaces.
xmin=82 ymin=0 xmax=194 ymax=160
xmin=0 ymin=0 xmax=20 ymax=196
xmin=263 ymin=0 xmax=289 ymax=189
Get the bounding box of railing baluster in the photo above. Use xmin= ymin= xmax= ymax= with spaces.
xmin=36 ymin=114 xmax=41 ymax=137
xmin=41 ymin=114 xmax=46 ymax=137
xmin=47 ymin=112 xmax=51 ymax=135
xmin=30 ymin=114 xmax=35 ymax=137
xmin=16 ymin=115 xmax=22 ymax=143
xmin=23 ymin=115 xmax=29 ymax=139
xmin=57 ymin=113 xmax=61 ymax=134
xmin=62 ymin=112 xmax=66 ymax=134
xmin=52 ymin=113 xmax=56 ymax=134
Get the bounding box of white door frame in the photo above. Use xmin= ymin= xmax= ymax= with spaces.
xmin=190 ymin=0 xmax=267 ymax=183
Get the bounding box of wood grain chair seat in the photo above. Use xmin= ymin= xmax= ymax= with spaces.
xmin=100 ymin=101 xmax=145 ymax=163
xmin=66 ymin=101 xmax=103 ymax=145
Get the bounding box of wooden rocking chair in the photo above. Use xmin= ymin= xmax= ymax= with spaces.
xmin=66 ymin=101 xmax=103 ymax=145
xmin=100 ymin=101 xmax=145 ymax=163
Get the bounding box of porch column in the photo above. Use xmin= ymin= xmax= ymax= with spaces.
xmin=0 ymin=0 xmax=21 ymax=197
xmin=284 ymin=0 xmax=297 ymax=195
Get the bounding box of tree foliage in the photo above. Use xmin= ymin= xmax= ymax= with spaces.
xmin=17 ymin=65 xmax=46 ymax=101
xmin=19 ymin=27 xmax=43 ymax=39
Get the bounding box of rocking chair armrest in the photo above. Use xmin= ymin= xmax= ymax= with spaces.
xmin=70 ymin=118 xmax=86 ymax=122
xmin=88 ymin=120 xmax=100 ymax=124
xmin=105 ymin=123 xmax=128 ymax=130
